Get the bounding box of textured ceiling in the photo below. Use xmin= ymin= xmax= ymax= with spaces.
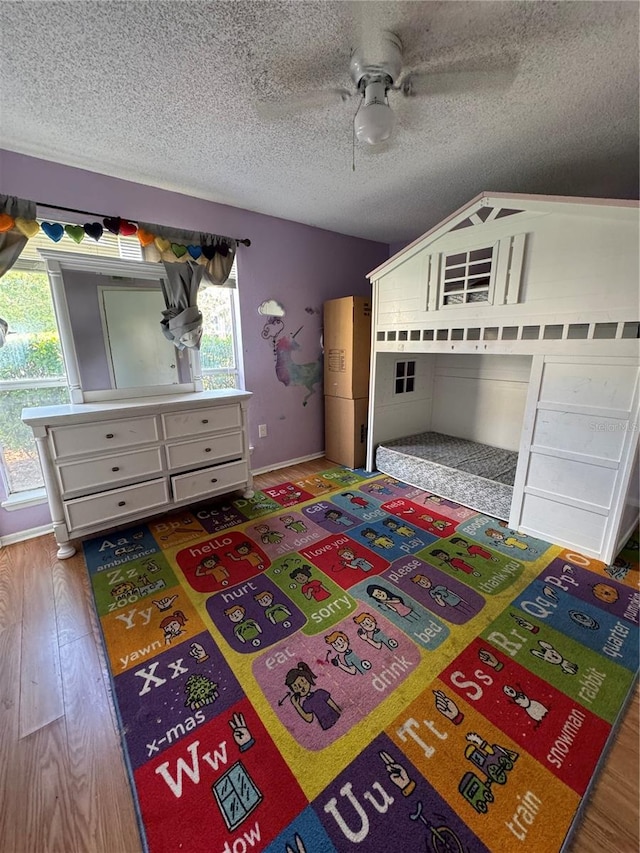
xmin=1 ymin=1 xmax=638 ymax=243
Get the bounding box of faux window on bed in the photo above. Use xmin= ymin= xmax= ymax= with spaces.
xmin=395 ymin=360 xmax=415 ymax=394
xmin=440 ymin=245 xmax=495 ymax=307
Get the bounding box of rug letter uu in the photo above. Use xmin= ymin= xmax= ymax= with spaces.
xmin=83 ymin=468 xmax=639 ymax=853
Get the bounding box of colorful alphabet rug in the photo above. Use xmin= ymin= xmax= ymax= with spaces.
xmin=82 ymin=468 xmax=639 ymax=853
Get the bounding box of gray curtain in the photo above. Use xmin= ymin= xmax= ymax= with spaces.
xmin=0 ymin=195 xmax=37 ymax=347
xmin=159 ymin=260 xmax=206 ymax=349
xmin=138 ymin=220 xmax=237 ymax=286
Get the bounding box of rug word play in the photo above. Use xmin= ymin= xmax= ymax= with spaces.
xmin=83 ymin=467 xmax=639 ymax=853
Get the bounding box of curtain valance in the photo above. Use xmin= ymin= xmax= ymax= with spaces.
xmin=139 ymin=221 xmax=236 ymax=286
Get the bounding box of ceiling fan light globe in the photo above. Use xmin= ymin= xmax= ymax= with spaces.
xmin=354 ymin=103 xmax=395 ymax=145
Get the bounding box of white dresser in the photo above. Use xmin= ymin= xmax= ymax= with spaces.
xmin=22 ymin=390 xmax=253 ymax=558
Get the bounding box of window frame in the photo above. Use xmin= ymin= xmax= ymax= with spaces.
xmin=394 ymin=359 xmax=416 ymax=395
xmin=439 ymin=242 xmax=498 ymax=308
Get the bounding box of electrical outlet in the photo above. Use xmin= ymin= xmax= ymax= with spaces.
xmin=258 ymin=424 xmax=268 ymax=438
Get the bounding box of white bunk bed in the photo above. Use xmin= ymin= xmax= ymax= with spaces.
xmin=366 ymin=192 xmax=639 ymax=563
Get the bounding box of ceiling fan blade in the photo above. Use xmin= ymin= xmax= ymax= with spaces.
xmin=401 ymin=64 xmax=519 ymax=98
xmin=255 ymin=88 xmax=352 ymax=121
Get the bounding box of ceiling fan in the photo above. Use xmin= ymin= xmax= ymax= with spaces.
xmin=256 ymin=31 xmax=518 ymax=147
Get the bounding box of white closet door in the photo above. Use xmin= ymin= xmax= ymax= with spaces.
xmin=102 ymin=288 xmax=179 ymax=389
xmin=510 ymin=355 xmax=640 ymax=562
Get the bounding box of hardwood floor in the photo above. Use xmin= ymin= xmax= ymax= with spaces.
xmin=0 ymin=457 xmax=637 ymax=852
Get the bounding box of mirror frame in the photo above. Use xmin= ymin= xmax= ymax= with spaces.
xmin=39 ymin=250 xmax=203 ymax=403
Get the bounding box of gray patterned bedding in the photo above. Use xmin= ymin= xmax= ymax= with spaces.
xmin=375 ymin=431 xmax=518 ymax=521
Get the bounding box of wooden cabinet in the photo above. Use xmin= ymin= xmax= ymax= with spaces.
xmin=22 ymin=390 xmax=253 ymax=558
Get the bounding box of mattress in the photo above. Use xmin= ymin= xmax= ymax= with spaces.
xmin=375 ymin=431 xmax=518 ymax=521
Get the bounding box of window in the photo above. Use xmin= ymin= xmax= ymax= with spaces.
xmin=395 ymin=360 xmax=415 ymax=394
xmin=198 ymin=261 xmax=243 ymax=390
xmin=441 ymin=245 xmax=495 ymax=306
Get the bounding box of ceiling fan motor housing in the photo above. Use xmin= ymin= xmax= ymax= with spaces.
xmin=349 ymin=31 xmax=403 ymax=90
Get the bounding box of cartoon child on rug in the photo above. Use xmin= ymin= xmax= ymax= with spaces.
xmin=254 ymin=590 xmax=292 ymax=627
xmin=353 ymin=612 xmax=398 ymax=650
xmin=324 ymin=508 xmax=353 ymax=527
xmin=361 ymin=527 xmax=395 ymax=550
xmin=430 ymin=549 xmax=481 ymax=577
xmin=195 ymin=554 xmax=230 ymax=585
xmin=289 ymin=564 xmax=331 ymax=601
xmin=283 ymin=661 xmax=342 ymax=730
xmin=335 ymin=546 xmax=374 ymax=574
xmin=280 ymin=514 xmax=308 ymax=533
xmin=366 ymin=584 xmax=420 ymax=621
xmin=382 ymin=517 xmax=416 ymax=537
xmin=450 ymin=536 xmax=499 ymax=562
xmin=341 ymin=491 xmax=370 ymax=508
xmin=255 ymin=523 xmax=284 ymax=545
xmin=225 ymin=603 xmax=263 ymax=645
xmin=324 ymin=630 xmax=371 ymax=674
xmin=225 ymin=540 xmax=265 ymax=571
xmin=485 ymin=527 xmax=535 ymax=553
xmin=410 ymin=573 xmax=473 ymax=613
xmin=159 ymin=610 xmax=188 ymax=645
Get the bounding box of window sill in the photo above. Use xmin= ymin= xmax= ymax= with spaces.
xmin=1 ymin=488 xmax=48 ymax=511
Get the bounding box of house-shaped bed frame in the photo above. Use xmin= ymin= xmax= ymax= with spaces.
xmin=365 ymin=192 xmax=639 ymax=564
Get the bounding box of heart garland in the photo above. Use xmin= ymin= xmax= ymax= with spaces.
xmin=84 ymin=222 xmax=104 ymax=241
xmin=137 ymin=228 xmax=155 ymax=247
xmin=103 ymin=216 xmax=121 ymax=235
xmin=15 ymin=217 xmax=40 ymax=238
xmin=4 ymin=208 xmax=239 ymax=261
xmin=64 ymin=224 xmax=85 ymax=244
xmin=0 ymin=213 xmax=15 ymax=232
xmin=119 ymin=219 xmax=137 ymax=237
xmin=41 ymin=222 xmax=65 ymax=242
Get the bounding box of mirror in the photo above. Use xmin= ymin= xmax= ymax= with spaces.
xmin=39 ymin=250 xmax=202 ymax=403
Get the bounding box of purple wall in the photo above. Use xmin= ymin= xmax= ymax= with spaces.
xmin=0 ymin=150 xmax=388 ymax=537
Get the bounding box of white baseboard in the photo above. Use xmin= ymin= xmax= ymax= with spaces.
xmin=1 ymin=523 xmax=53 ymax=548
xmin=252 ymin=452 xmax=325 ymax=477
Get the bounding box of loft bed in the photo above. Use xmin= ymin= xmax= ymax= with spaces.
xmin=365 ymin=193 xmax=640 ymax=563
xmin=376 ymin=431 xmax=517 ymax=520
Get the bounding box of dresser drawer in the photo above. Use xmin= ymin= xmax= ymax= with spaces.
xmin=50 ymin=416 xmax=159 ymax=459
xmin=64 ymin=478 xmax=169 ymax=532
xmin=57 ymin=446 xmax=164 ymax=495
xmin=162 ymin=404 xmax=241 ymax=439
xmin=165 ymin=431 xmax=243 ymax=470
xmin=171 ymin=460 xmax=248 ymax=503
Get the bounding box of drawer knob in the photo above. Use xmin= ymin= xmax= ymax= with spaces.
xmin=204 ymin=447 xmax=212 ymax=453
xmin=202 ymin=418 xmax=209 ymax=424
xmin=211 ymin=478 xmax=218 ymax=483
xmin=112 ymin=466 xmax=120 ymax=472
xmin=106 ymin=433 xmax=114 ymax=439
xmin=117 ymin=500 xmax=126 ymax=507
